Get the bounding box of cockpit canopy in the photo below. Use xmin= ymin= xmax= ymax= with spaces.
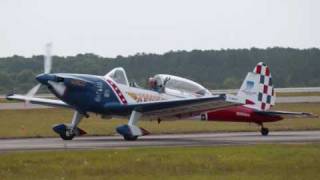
xmin=105 ymin=67 xmax=211 ymax=96
xmin=152 ymin=74 xmax=211 ymax=96
xmin=105 ymin=67 xmax=129 ymax=86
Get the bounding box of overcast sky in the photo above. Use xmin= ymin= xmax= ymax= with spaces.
xmin=0 ymin=0 xmax=319 ymax=57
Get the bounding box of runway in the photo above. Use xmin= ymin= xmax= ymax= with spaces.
xmin=1 ymin=131 xmax=319 ymax=151
xmin=276 ymin=96 xmax=320 ymax=103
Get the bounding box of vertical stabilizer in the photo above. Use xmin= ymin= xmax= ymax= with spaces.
xmin=237 ymin=62 xmax=275 ymax=111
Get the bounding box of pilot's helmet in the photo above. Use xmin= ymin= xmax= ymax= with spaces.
xmin=148 ymin=77 xmax=157 ymax=89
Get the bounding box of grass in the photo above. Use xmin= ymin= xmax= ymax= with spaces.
xmin=0 ymin=103 xmax=319 ymax=138
xmin=0 ymin=98 xmax=18 ymax=103
xmin=0 ymin=144 xmax=319 ymax=180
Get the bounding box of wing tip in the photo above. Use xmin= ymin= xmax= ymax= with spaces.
xmin=5 ymin=89 xmax=16 ymax=100
xmin=303 ymin=112 xmax=319 ymax=118
xmin=6 ymin=94 xmax=15 ymax=100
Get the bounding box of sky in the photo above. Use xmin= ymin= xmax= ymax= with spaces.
xmin=0 ymin=0 xmax=319 ymax=57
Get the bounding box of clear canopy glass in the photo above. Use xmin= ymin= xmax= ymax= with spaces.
xmin=105 ymin=67 xmax=129 ymax=86
xmin=153 ymin=74 xmax=211 ymax=96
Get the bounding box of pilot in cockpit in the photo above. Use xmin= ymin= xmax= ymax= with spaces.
xmin=148 ymin=77 xmax=165 ymax=93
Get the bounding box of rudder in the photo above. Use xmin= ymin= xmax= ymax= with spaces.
xmin=237 ymin=62 xmax=275 ymax=111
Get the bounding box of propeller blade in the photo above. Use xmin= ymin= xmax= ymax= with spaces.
xmin=25 ymin=84 xmax=41 ymax=106
xmin=23 ymin=43 xmax=52 ymax=107
xmin=44 ymin=43 xmax=52 ymax=74
xmin=26 ymin=84 xmax=41 ymax=98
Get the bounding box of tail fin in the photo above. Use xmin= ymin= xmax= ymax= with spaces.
xmin=237 ymin=62 xmax=275 ymax=111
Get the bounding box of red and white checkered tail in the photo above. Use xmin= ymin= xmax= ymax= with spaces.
xmin=237 ymin=62 xmax=276 ymax=111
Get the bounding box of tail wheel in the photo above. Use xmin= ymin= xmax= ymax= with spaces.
xmin=261 ymin=127 xmax=269 ymax=136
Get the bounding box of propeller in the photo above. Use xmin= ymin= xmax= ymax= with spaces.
xmin=44 ymin=43 xmax=52 ymax=74
xmin=25 ymin=43 xmax=52 ymax=105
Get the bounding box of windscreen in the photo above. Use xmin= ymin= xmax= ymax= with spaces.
xmin=105 ymin=67 xmax=129 ymax=86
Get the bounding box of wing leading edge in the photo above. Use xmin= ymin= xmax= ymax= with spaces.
xmin=6 ymin=94 xmax=72 ymax=108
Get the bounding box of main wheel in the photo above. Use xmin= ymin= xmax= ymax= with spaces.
xmin=123 ymin=135 xmax=138 ymax=141
xmin=261 ymin=127 xmax=269 ymax=136
xmin=59 ymin=132 xmax=75 ymax=140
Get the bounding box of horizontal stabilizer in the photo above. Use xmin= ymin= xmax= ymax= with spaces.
xmin=256 ymin=110 xmax=318 ymax=119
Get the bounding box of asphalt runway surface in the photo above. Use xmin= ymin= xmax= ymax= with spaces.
xmin=0 ymin=131 xmax=319 ymax=151
xmin=1 ymin=96 xmax=320 ymax=110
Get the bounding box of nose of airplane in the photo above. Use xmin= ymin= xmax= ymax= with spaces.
xmin=36 ymin=73 xmax=54 ymax=84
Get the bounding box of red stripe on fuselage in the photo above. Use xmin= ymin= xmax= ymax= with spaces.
xmin=105 ymin=79 xmax=128 ymax=104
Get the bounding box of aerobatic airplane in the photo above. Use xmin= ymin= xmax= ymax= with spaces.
xmin=6 ymin=45 xmax=316 ymax=140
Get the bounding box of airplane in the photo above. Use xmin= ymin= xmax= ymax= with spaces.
xmin=6 ymin=45 xmax=316 ymax=140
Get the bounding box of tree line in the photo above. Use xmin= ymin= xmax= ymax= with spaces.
xmin=0 ymin=47 xmax=319 ymax=94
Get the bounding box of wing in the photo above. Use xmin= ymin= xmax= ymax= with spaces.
xmin=256 ymin=110 xmax=318 ymax=119
xmin=109 ymin=94 xmax=242 ymax=118
xmin=6 ymin=94 xmax=72 ymax=108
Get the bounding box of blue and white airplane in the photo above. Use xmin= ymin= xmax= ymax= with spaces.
xmin=7 ymin=45 xmax=243 ymax=141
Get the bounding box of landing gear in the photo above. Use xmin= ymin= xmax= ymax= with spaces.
xmin=53 ymin=124 xmax=76 ymax=140
xmin=52 ymin=111 xmax=87 ymax=140
xmin=59 ymin=130 xmax=75 ymax=140
xmin=116 ymin=111 xmax=150 ymax=141
xmin=257 ymin=122 xmax=269 ymax=136
xmin=260 ymin=127 xmax=269 ymax=136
